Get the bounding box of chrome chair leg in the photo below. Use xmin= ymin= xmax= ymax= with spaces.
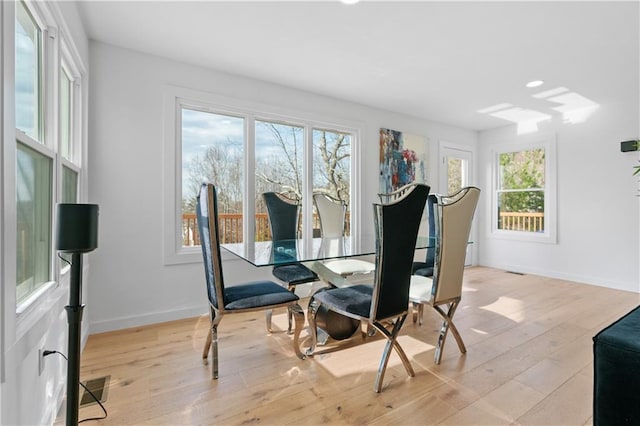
xmin=372 ymin=314 xmax=414 ymax=393
xmin=202 ymin=330 xmax=211 ymax=365
xmin=433 ymin=301 xmax=465 ymax=364
xmin=209 ymin=312 xmax=223 ymax=379
xmin=290 ymin=302 xmax=306 ymax=360
xmin=266 ymin=309 xmax=273 ymax=333
xmin=306 ymin=297 xmax=320 ymax=356
xmin=287 ymin=308 xmax=294 ymax=335
xmin=445 ymin=301 xmax=466 ymax=353
xmin=411 ymin=302 xmax=425 ymax=326
xmin=285 ymin=284 xmax=296 ymax=334
xmin=202 ymin=306 xmax=217 ymax=365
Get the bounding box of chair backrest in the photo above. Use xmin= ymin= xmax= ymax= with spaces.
xmin=431 ymin=186 xmax=481 ymax=304
xmin=371 ymin=183 xmax=430 ymax=321
xmin=313 ymin=193 xmax=346 ymax=238
xmin=263 ymin=192 xmax=300 ymax=241
xmin=424 ymin=194 xmax=438 ymax=267
xmin=196 ymin=183 xmax=225 ymax=310
xmin=377 ymin=183 xmax=417 ymax=204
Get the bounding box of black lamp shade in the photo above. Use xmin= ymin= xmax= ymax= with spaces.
xmin=55 ymin=204 xmax=99 ymax=253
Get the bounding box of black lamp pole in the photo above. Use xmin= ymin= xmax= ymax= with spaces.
xmin=56 ymin=204 xmax=99 ymax=426
xmin=65 ymin=252 xmax=83 ymax=426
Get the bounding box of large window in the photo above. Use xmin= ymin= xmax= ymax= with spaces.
xmin=491 ymin=138 xmax=556 ymax=242
xmin=16 ymin=143 xmax=52 ymax=303
xmin=15 ymin=0 xmax=42 ymax=141
xmin=254 ymin=120 xmax=305 ymax=240
xmin=497 ymin=148 xmax=545 ymax=232
xmin=60 ymin=62 xmax=79 ymax=204
xmin=13 ymin=1 xmax=85 ymax=306
xmin=15 ymin=0 xmax=50 ymax=305
xmin=167 ymin=88 xmax=359 ymax=262
xmin=181 ymin=108 xmax=244 ymax=246
xmin=60 ymin=67 xmax=72 ymax=160
xmin=312 ymin=129 xmax=351 ymax=235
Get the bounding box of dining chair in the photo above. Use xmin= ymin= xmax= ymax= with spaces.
xmin=313 ymin=192 xmax=375 ymax=276
xmin=377 ymin=183 xmax=415 ymax=204
xmin=379 ymin=182 xmax=435 ymax=276
xmin=307 ymin=183 xmax=430 ymax=392
xmin=409 ymin=186 xmax=480 ymax=364
xmin=263 ymin=191 xmax=318 ymax=333
xmin=196 ymin=183 xmax=306 ymax=379
xmin=411 ymin=194 xmax=437 ymax=277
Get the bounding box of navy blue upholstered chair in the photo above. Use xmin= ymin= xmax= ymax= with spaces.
xmin=263 ymin=192 xmax=318 ymax=332
xmin=197 ymin=184 xmax=305 ymax=379
xmin=379 ymin=184 xmax=436 ymax=277
xmin=411 ymin=194 xmax=437 ymax=277
xmin=307 ymin=183 xmax=430 ymax=392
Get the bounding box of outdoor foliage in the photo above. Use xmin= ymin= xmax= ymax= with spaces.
xmin=498 ymin=148 xmax=545 ymax=213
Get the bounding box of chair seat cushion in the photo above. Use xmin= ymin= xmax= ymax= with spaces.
xmin=324 ymin=259 xmax=375 ymax=276
xmin=409 ymin=275 xmax=434 ymax=303
xmin=272 ymin=263 xmax=318 ymax=285
xmin=412 ymin=261 xmax=434 ymax=277
xmin=224 ymin=280 xmax=299 ymax=310
xmin=313 ymin=284 xmax=373 ymax=318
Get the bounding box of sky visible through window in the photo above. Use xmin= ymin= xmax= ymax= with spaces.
xmin=181 ymin=108 xmax=351 ymax=198
xmin=15 ymin=1 xmax=39 ymax=139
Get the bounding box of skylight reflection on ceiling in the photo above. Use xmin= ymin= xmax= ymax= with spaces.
xmin=487 ymin=107 xmax=551 ymax=135
xmin=477 ymin=86 xmax=600 ymax=133
xmin=541 ymin=91 xmax=600 ymax=124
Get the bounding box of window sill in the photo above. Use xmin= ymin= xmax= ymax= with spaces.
xmin=16 ymin=281 xmax=57 ymax=315
xmin=489 ymin=229 xmax=557 ymax=244
xmin=15 ymin=280 xmax=66 ymax=340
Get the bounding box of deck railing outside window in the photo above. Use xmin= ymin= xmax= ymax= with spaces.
xmin=185 ymin=211 xmax=544 ymax=245
xmin=182 ymin=213 xmax=348 ymax=245
xmin=498 ymin=212 xmax=544 ymax=233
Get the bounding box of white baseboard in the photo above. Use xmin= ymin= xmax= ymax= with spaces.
xmin=482 ymin=261 xmax=639 ymax=293
xmin=89 ymin=305 xmax=207 ymax=334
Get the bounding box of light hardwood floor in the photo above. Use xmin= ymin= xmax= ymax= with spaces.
xmin=74 ymin=267 xmax=639 ymax=425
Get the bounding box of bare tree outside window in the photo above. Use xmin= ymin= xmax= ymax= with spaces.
xmin=181 ymin=109 xmax=352 ymax=245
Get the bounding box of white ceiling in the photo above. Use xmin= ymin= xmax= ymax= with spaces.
xmin=77 ymin=1 xmax=639 ymax=131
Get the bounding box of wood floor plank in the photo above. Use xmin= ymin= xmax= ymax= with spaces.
xmin=59 ymin=267 xmax=638 ymax=426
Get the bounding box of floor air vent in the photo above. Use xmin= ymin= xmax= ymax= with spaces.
xmin=80 ymin=375 xmax=110 ymax=407
xmin=506 ymin=271 xmax=525 ymax=275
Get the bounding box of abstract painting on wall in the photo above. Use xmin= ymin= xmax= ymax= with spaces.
xmin=379 ymin=128 xmax=428 ymax=194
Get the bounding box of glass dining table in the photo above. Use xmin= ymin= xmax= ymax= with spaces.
xmin=222 ymin=235 xmax=436 ymax=287
xmin=221 ymin=234 xmax=436 ymax=347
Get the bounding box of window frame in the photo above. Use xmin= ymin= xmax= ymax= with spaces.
xmin=9 ymin=0 xmax=87 ymax=317
xmin=490 ymin=135 xmax=557 ymax=243
xmin=14 ymin=0 xmax=56 ymax=312
xmin=56 ymin=35 xmax=83 ymax=278
xmin=162 ymin=85 xmax=364 ymax=265
xmin=14 ymin=0 xmax=45 ymax=143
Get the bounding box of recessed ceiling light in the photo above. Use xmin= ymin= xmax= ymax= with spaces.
xmin=526 ymin=80 xmax=544 ymax=88
xmin=340 ymin=0 xmax=361 ymax=4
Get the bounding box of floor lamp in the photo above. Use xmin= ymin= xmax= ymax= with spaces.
xmin=55 ymin=204 xmax=99 ymax=426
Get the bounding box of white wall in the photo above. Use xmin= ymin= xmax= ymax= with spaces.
xmin=88 ymin=32 xmax=640 ymax=337
xmin=1 ymin=2 xmax=90 ymax=425
xmin=87 ymin=41 xmax=478 ymax=333
xmin=478 ymin=102 xmax=640 ymax=291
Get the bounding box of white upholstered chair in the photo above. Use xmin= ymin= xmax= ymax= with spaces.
xmin=409 ymin=186 xmax=480 ymax=364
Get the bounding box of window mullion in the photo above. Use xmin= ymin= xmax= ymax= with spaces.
xmin=301 ymin=124 xmax=313 ymax=242
xmin=245 ymin=115 xmax=255 ymax=243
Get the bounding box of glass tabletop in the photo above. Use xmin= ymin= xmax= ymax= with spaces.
xmin=221 ymin=235 xmax=436 ymax=267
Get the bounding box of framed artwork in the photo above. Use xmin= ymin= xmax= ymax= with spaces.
xmin=379 ymin=128 xmax=428 ymax=194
